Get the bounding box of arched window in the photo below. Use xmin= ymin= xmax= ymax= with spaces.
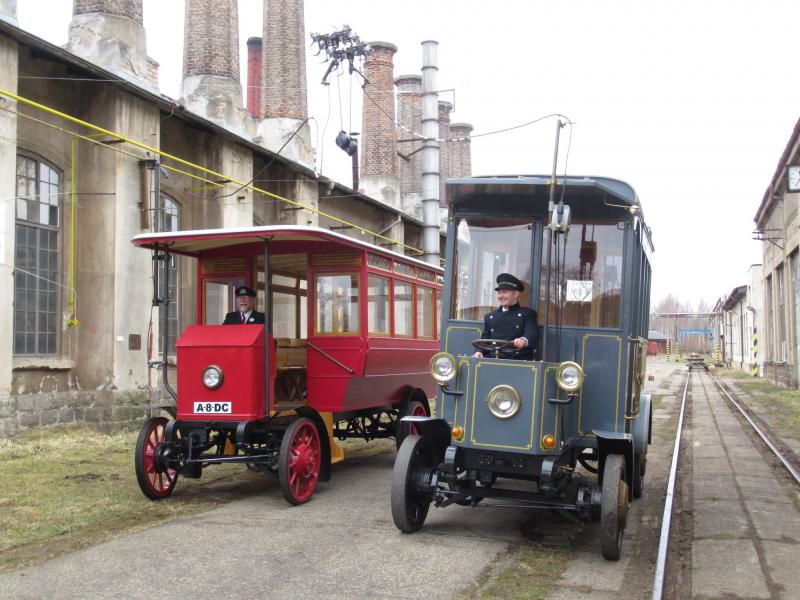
xmin=14 ymin=154 xmax=61 ymax=355
xmin=159 ymin=195 xmax=180 ymax=353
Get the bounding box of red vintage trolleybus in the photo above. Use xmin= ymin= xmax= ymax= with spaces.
xmin=131 ymin=226 xmax=442 ymax=504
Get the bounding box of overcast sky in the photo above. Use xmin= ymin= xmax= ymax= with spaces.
xmin=16 ymin=0 xmax=800 ymax=309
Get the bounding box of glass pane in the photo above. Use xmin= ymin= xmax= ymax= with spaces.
xmin=368 ymin=276 xmax=390 ymax=334
xmin=16 ymin=198 xmax=27 ymax=221
xmin=272 ymin=274 xmax=296 ymax=288
xmin=394 ymin=262 xmax=414 ymax=277
xmin=539 ymin=222 xmax=624 ymax=328
xmin=314 ymin=273 xmax=359 ymax=335
xmin=204 ymin=280 xmax=235 ymax=325
xmin=367 ymin=253 xmax=391 ymax=271
xmin=300 ymin=296 xmax=308 ymax=338
xmin=394 ymin=281 xmax=413 ymax=336
xmin=273 ymin=291 xmax=298 ymax=338
xmin=453 ymin=218 xmax=533 ymax=321
xmin=417 ymin=269 xmax=435 ymax=282
xmin=417 ymin=286 xmax=434 ymax=338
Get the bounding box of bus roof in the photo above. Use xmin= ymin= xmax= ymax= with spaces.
xmin=131 ymin=225 xmax=443 ymax=272
xmin=446 ymin=175 xmax=640 ymax=208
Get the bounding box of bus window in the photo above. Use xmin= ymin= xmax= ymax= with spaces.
xmin=417 ymin=286 xmax=434 ymax=338
xmin=394 ymin=281 xmax=414 ymax=336
xmin=453 ymin=217 xmax=533 ymax=321
xmin=315 ymin=273 xmax=360 ymax=335
xmin=271 ymin=273 xmax=307 ymax=338
xmin=368 ymin=275 xmax=390 ymax=335
xmin=539 ymin=221 xmax=624 ymax=328
xmin=203 ymin=280 xmax=243 ymax=325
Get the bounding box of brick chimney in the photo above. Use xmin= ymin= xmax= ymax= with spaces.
xmin=438 ymin=100 xmax=453 ymax=204
xmin=256 ymin=0 xmax=314 ymax=167
xmin=67 ymin=0 xmax=158 ymax=89
xmin=361 ymin=41 xmax=399 ymax=208
xmin=449 ymin=122 xmax=474 ymax=179
xmin=395 ymin=74 xmax=422 ymax=217
xmin=180 ymin=0 xmax=247 ymax=133
xmin=246 ymin=37 xmax=263 ymax=119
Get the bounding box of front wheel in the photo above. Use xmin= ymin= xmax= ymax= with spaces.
xmin=279 ymin=417 xmax=322 ymax=505
xmin=395 ymin=396 xmax=428 ymax=449
xmin=135 ymin=417 xmax=178 ymax=500
xmin=600 ymin=454 xmax=629 ymax=560
xmin=391 ymin=435 xmax=433 ymax=533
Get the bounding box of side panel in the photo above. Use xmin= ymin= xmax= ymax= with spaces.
xmin=579 ymin=333 xmax=623 ymax=434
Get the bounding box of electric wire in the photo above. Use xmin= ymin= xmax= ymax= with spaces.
xmin=0 ymin=88 xmax=423 ymax=255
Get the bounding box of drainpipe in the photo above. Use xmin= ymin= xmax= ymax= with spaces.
xmin=421 ymin=40 xmax=439 ymax=265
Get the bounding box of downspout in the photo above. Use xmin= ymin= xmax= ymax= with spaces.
xmin=739 ymin=302 xmax=745 ymax=370
xmin=421 ymin=40 xmax=439 ymax=265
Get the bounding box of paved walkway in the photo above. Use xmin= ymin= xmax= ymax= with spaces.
xmin=689 ymin=372 xmax=800 ymax=599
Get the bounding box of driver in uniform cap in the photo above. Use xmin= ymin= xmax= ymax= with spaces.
xmin=223 ymin=286 xmax=266 ymax=324
xmin=473 ymin=273 xmax=538 ymax=360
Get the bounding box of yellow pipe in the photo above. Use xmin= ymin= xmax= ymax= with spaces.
xmin=0 ymin=88 xmax=424 ymax=254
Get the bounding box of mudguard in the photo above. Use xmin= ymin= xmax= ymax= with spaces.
xmin=593 ymin=430 xmax=634 ymax=488
xmin=631 ymin=394 xmax=652 ymax=456
xmin=400 ymin=416 xmax=452 ymax=463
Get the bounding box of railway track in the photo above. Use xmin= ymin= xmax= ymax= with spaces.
xmin=651 ymin=368 xmax=800 ymax=600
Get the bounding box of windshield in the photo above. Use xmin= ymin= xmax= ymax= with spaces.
xmin=452 ymin=217 xmax=534 ymax=321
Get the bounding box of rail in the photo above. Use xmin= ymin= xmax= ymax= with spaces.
xmin=651 ymin=372 xmax=690 ymax=600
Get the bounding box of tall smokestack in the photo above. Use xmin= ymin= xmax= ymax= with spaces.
xmin=420 ymin=40 xmax=440 ymax=265
xmin=438 ymin=100 xmax=453 ymax=205
xmin=257 ymin=0 xmax=313 ymax=167
xmin=246 ymin=37 xmax=263 ymax=119
xmin=361 ymin=41 xmax=399 ymax=207
xmin=67 ymin=0 xmax=158 ymax=89
xmin=181 ymin=0 xmax=247 ymax=132
xmin=395 ymin=74 xmax=422 ymax=217
xmin=449 ymin=123 xmax=474 ymax=180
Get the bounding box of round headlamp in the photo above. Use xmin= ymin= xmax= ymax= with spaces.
xmin=429 ymin=352 xmax=457 ymax=383
xmin=556 ymin=361 xmax=584 ymax=393
xmin=486 ymin=385 xmax=521 ymax=419
xmin=202 ymin=365 xmax=223 ymax=389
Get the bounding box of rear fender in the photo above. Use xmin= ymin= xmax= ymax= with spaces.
xmin=631 ymin=394 xmax=652 ymax=455
xmin=295 ymin=406 xmax=332 ymax=482
xmin=594 ymin=430 xmax=634 ymax=487
xmin=401 ymin=417 xmax=452 ymax=463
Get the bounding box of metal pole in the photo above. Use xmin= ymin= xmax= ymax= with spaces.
xmin=421 ymin=40 xmax=440 ymax=265
xmin=541 ymin=119 xmax=563 ymax=361
xmin=263 ymin=239 xmax=272 ymax=413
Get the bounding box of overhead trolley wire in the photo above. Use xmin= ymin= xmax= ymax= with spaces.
xmin=0 ymin=88 xmax=423 ymax=255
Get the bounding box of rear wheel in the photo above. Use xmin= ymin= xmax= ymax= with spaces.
xmin=600 ymin=454 xmax=629 ymax=560
xmin=391 ymin=435 xmax=433 ymax=532
xmin=135 ymin=417 xmax=178 ymax=500
xmin=395 ymin=397 xmax=428 ymax=449
xmin=279 ymin=417 xmax=321 ymax=505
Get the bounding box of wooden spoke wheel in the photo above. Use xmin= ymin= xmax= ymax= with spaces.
xmin=135 ymin=417 xmax=178 ymax=500
xmin=395 ymin=397 xmax=429 ymax=449
xmin=279 ymin=417 xmax=321 ymax=505
xmin=391 ymin=435 xmax=433 ymax=533
xmin=600 ymin=454 xmax=629 ymax=560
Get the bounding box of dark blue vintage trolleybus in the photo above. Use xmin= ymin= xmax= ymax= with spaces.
xmin=392 ymin=174 xmax=653 ymax=560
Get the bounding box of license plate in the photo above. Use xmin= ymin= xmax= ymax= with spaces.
xmin=193 ymin=401 xmax=232 ymax=414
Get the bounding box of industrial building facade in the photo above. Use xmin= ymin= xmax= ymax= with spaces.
xmin=0 ymin=0 xmax=473 ymax=437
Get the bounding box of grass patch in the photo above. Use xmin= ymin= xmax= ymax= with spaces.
xmin=0 ymin=423 xmax=259 ymax=573
xmin=454 ymin=541 xmax=572 ymax=600
xmin=716 ymin=373 xmax=800 ymax=437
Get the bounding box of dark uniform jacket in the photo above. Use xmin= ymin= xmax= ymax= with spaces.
xmin=481 ymin=304 xmax=539 ymax=360
xmin=223 ymin=310 xmax=266 ymax=325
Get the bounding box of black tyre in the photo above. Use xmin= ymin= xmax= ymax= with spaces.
xmin=632 ymin=453 xmax=645 ymax=499
xmin=600 ymin=454 xmax=629 ymax=560
xmin=391 ymin=435 xmax=433 ymax=532
xmin=135 ymin=417 xmax=178 ymax=500
xmin=395 ymin=395 xmax=428 ymax=449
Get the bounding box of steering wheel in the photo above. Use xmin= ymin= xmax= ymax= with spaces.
xmin=472 ymin=338 xmax=518 ymax=358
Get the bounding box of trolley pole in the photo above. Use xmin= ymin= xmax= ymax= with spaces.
xmin=541 ymin=118 xmax=564 ymax=361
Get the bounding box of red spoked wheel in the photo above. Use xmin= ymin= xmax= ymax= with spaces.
xmin=396 ymin=397 xmax=429 ymax=449
xmin=279 ymin=418 xmax=321 ymax=505
xmin=135 ymin=417 xmax=178 ymax=500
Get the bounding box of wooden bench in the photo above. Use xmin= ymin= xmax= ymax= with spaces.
xmin=275 ymin=338 xmax=307 ymax=404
